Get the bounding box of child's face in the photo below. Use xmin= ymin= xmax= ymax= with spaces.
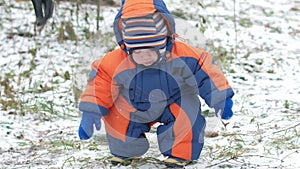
xmin=131 ymin=48 xmax=159 ymax=66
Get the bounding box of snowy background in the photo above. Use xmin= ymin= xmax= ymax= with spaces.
xmin=0 ymin=0 xmax=299 ymax=168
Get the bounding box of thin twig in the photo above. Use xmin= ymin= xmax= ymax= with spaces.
xmin=242 ymin=154 xmax=280 ymax=161
xmin=205 ymin=157 xmax=235 ymax=168
xmin=281 ymin=150 xmax=299 ymax=162
xmin=61 ymin=156 xmax=76 ymax=168
xmin=272 ymin=122 xmax=300 ymax=134
xmin=217 ymin=110 xmax=230 ymax=130
xmin=206 ymin=154 xmax=282 ymax=168
xmin=233 ymin=0 xmax=237 ymax=57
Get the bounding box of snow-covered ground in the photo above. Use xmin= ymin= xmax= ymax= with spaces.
xmin=0 ymin=0 xmax=299 ymax=168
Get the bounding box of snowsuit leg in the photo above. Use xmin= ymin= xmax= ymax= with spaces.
xmin=157 ymin=95 xmax=206 ymax=160
xmin=102 ymin=96 xmax=150 ymax=158
xmin=106 ymin=121 xmax=150 ymax=158
xmin=104 ymin=95 xmax=205 ymax=160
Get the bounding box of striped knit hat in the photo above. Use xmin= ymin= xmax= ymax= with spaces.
xmin=122 ymin=12 xmax=168 ymax=56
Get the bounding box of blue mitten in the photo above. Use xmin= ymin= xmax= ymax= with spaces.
xmin=213 ymin=98 xmax=234 ymax=120
xmin=78 ymin=112 xmax=102 ymax=140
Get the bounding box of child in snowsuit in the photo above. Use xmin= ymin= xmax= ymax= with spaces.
xmin=78 ymin=0 xmax=234 ymax=167
xmin=31 ymin=0 xmax=54 ymax=30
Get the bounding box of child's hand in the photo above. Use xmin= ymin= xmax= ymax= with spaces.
xmin=213 ymin=98 xmax=234 ymax=120
xmin=78 ymin=112 xmax=102 ymax=140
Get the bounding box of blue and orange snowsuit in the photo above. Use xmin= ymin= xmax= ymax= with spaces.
xmin=79 ymin=0 xmax=234 ymax=160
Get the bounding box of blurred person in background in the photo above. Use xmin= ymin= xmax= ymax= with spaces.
xmin=31 ymin=0 xmax=54 ymax=30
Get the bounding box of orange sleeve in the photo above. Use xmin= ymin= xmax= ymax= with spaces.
xmin=79 ymin=52 xmax=121 ymax=114
xmin=171 ymin=41 xmax=234 ymax=107
xmin=195 ymin=48 xmax=232 ymax=91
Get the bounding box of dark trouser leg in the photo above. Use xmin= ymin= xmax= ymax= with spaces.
xmin=43 ymin=0 xmax=54 ymax=20
xmin=32 ymin=0 xmax=53 ymax=27
xmin=31 ymin=0 xmax=46 ymax=27
xmin=31 ymin=0 xmax=43 ymax=19
xmin=107 ymin=121 xmax=150 ymax=158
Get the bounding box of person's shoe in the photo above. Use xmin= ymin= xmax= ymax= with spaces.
xmin=34 ymin=17 xmax=47 ymax=33
xmin=110 ymin=156 xmax=126 ymax=165
xmin=111 ymin=156 xmax=137 ymax=166
xmin=36 ymin=18 xmax=47 ymax=27
xmin=164 ymin=157 xmax=191 ymax=168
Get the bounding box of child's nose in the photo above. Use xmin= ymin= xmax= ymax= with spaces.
xmin=143 ymin=51 xmax=154 ymax=57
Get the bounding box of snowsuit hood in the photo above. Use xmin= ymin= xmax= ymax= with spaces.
xmin=113 ymin=0 xmax=176 ymax=54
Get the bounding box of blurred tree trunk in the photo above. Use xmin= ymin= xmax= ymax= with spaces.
xmin=76 ymin=0 xmax=81 ymax=26
xmin=96 ymin=0 xmax=100 ymax=30
xmin=233 ymin=0 xmax=237 ymax=57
